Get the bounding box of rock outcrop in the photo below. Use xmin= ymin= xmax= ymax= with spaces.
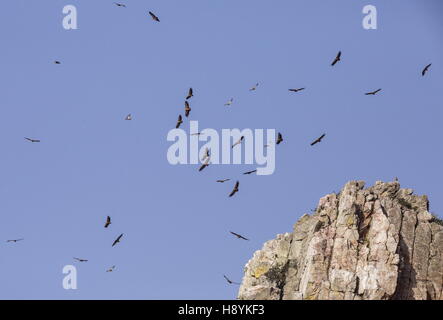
xmin=238 ymin=181 xmax=443 ymax=300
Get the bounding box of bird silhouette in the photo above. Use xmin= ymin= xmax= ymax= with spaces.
xmin=112 ymin=234 xmax=123 ymax=247
xmin=249 ymin=83 xmax=259 ymax=91
xmin=114 ymin=2 xmax=126 ymax=7
xmin=125 ymin=114 xmax=132 ymax=120
xmin=224 ymin=98 xmax=234 ymax=106
xmin=73 ymin=257 xmax=88 ymax=262
xmin=104 ymin=216 xmax=111 ymax=228
xmin=176 ymin=115 xmax=183 ymax=129
xmin=25 ymin=137 xmax=40 ymax=143
xmin=365 ymin=88 xmax=382 ymax=95
xmin=331 ymin=51 xmax=341 ymax=66
xmin=54 ymin=60 xmax=61 ymax=65
xmin=106 ymin=266 xmax=116 ymax=272
xmin=216 ymin=179 xmax=230 ymax=183
xmin=199 ymin=156 xmax=211 ymax=172
xmin=232 ymin=136 xmax=244 ymax=148
xmin=149 ymin=11 xmax=160 ymax=22
xmin=223 ymin=275 xmax=240 ymax=285
xmin=230 ymin=231 xmax=249 ymax=240
xmin=6 ymin=238 xmax=24 ymax=243
xmin=288 ymin=88 xmax=305 ymax=93
xmin=184 ymin=101 xmax=191 ymax=117
xmin=229 ymin=181 xmax=239 ymax=197
xmin=310 ymin=133 xmax=326 ymax=146
xmin=186 ymin=88 xmax=193 ymax=100
xmin=276 ymin=132 xmax=283 ymax=145
xmin=422 ymin=63 xmax=432 ymax=76
xmin=201 ymin=147 xmax=210 ymax=162
xmin=243 ymin=170 xmax=257 ymax=175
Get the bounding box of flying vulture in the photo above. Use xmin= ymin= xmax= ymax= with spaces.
xmin=331 ymin=51 xmax=341 ymax=66
xmin=106 ymin=266 xmax=116 ymax=272
xmin=232 ymin=136 xmax=244 ymax=148
xmin=422 ymin=63 xmax=432 ymax=76
xmin=114 ymin=2 xmax=126 ymax=7
xmin=229 ymin=181 xmax=239 ymax=197
xmin=230 ymin=231 xmax=249 ymax=241
xmin=249 ymin=83 xmax=259 ymax=91
xmin=73 ymin=257 xmax=88 ymax=262
xmin=25 ymin=137 xmax=40 ymax=143
xmin=365 ymin=89 xmax=382 ymax=95
xmin=310 ymin=133 xmax=326 ymax=146
xmin=104 ymin=216 xmax=111 ymax=228
xmin=176 ymin=115 xmax=183 ymax=129
xmin=199 ymin=156 xmax=211 ymax=172
xmin=185 ymin=101 xmax=191 ymax=117
xmin=201 ymin=147 xmax=210 ymax=162
xmin=6 ymin=238 xmax=24 ymax=243
xmin=186 ymin=88 xmax=193 ymax=100
xmin=216 ymin=179 xmax=230 ymax=183
xmin=54 ymin=61 xmax=61 ymax=64
xmin=288 ymin=88 xmax=305 ymax=93
xmin=112 ymin=234 xmax=123 ymax=247
xmin=149 ymin=11 xmax=160 ymax=22
xmin=243 ymin=170 xmax=257 ymax=175
xmin=223 ymin=275 xmax=240 ymax=285
xmin=224 ymin=98 xmax=234 ymax=106
xmin=276 ymin=132 xmax=283 ymax=145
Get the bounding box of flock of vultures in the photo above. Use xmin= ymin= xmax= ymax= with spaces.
xmin=8 ymin=3 xmax=434 ymax=289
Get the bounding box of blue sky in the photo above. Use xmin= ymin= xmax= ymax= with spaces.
xmin=0 ymin=0 xmax=442 ymax=299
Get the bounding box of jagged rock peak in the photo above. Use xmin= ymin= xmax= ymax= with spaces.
xmin=238 ymin=180 xmax=443 ymax=300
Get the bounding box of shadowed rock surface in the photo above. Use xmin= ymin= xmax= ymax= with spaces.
xmin=238 ymin=181 xmax=443 ymax=300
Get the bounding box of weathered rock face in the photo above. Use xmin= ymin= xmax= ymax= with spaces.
xmin=238 ymin=181 xmax=443 ymax=300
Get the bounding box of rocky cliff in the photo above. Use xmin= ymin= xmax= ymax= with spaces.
xmin=238 ymin=181 xmax=443 ymax=300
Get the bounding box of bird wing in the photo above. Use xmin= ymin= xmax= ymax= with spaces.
xmin=149 ymin=12 xmax=159 ymax=21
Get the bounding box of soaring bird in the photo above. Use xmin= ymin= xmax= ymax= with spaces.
xmin=365 ymin=88 xmax=382 ymax=95
xmin=6 ymin=238 xmax=24 ymax=243
xmin=310 ymin=133 xmax=326 ymax=146
xmin=186 ymin=88 xmax=193 ymax=100
xmin=224 ymin=98 xmax=234 ymax=106
xmin=104 ymin=216 xmax=111 ymax=228
xmin=288 ymin=88 xmax=305 ymax=93
xmin=25 ymin=137 xmax=40 ymax=143
xmin=114 ymin=2 xmax=126 ymax=7
xmin=276 ymin=132 xmax=283 ymax=145
xmin=331 ymin=51 xmax=341 ymax=66
xmin=201 ymin=147 xmax=210 ymax=162
xmin=232 ymin=136 xmax=244 ymax=148
xmin=422 ymin=63 xmax=432 ymax=76
xmin=230 ymin=231 xmax=249 ymax=241
xmin=112 ymin=234 xmax=123 ymax=247
xmin=223 ymin=275 xmax=240 ymax=285
xmin=249 ymin=83 xmax=259 ymax=91
xmin=199 ymin=156 xmax=211 ymax=172
xmin=106 ymin=266 xmax=116 ymax=272
xmin=125 ymin=114 xmax=132 ymax=120
xmin=216 ymin=179 xmax=230 ymax=183
xmin=229 ymin=181 xmax=239 ymax=197
xmin=191 ymin=132 xmax=204 ymax=136
xmin=149 ymin=11 xmax=160 ymax=22
xmin=243 ymin=170 xmax=257 ymax=175
xmin=184 ymin=101 xmax=191 ymax=117
xmin=176 ymin=115 xmax=183 ymax=129
xmin=73 ymin=257 xmax=88 ymax=262
xmin=54 ymin=60 xmax=61 ymax=64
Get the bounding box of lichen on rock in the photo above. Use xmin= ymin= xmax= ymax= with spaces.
xmin=238 ymin=180 xmax=443 ymax=300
